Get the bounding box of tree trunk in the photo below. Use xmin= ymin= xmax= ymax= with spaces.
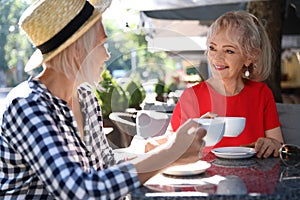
xmin=247 ymin=0 xmax=286 ymax=102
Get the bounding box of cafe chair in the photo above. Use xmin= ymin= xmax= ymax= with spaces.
xmin=109 ymin=112 xmax=137 ymax=148
xmin=136 ymin=110 xmax=172 ymax=138
xmin=276 ymin=103 xmax=300 ymax=146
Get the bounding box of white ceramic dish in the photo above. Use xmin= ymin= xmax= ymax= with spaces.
xmin=193 ymin=117 xmax=246 ymax=146
xmin=211 ymin=147 xmax=256 ymax=159
xmin=194 ymin=117 xmax=246 ymax=137
xmin=193 ymin=118 xmax=225 ymax=146
xmin=163 ymin=160 xmax=211 ymax=176
xmin=216 ymin=117 xmax=246 ymax=137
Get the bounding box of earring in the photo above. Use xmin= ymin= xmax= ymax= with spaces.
xmin=245 ymin=69 xmax=250 ymax=77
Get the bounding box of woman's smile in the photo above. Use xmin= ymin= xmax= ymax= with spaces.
xmin=214 ymin=64 xmax=229 ymax=71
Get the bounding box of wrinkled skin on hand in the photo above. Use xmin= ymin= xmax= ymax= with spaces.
xmin=243 ymin=137 xmax=282 ymax=158
xmin=254 ymin=137 xmax=282 ymax=158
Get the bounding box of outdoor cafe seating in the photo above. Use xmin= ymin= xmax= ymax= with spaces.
xmin=108 ymin=101 xmax=175 ymax=148
xmin=112 ymin=102 xmax=300 ymax=200
xmin=108 ymin=112 xmax=137 ymax=148
xmin=109 ymin=101 xmax=300 ymax=149
xmin=276 ymin=103 xmax=300 ymax=146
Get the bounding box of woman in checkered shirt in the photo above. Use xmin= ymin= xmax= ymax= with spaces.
xmin=0 ymin=0 xmax=206 ymax=199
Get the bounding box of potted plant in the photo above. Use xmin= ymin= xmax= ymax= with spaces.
xmin=125 ymin=80 xmax=146 ymax=110
xmin=154 ymin=79 xmax=167 ymax=102
xmin=94 ymin=70 xmax=131 ymax=148
xmin=95 ymin=69 xmax=128 ymax=119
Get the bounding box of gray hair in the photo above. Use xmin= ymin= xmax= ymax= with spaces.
xmin=207 ymin=10 xmax=272 ymax=81
xmin=45 ymin=20 xmax=102 ymax=80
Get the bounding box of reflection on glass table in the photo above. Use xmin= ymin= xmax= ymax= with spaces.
xmin=280 ymin=167 xmax=300 ymax=190
xmin=129 ymin=147 xmax=300 ymax=199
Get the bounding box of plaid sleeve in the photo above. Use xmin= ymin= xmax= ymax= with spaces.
xmin=78 ymin=84 xmax=116 ymax=167
xmin=2 ymin=97 xmax=140 ymax=199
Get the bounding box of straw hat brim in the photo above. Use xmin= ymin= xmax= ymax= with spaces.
xmin=24 ymin=9 xmax=102 ymax=72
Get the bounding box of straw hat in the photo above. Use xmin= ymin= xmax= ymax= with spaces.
xmin=19 ymin=0 xmax=112 ymax=72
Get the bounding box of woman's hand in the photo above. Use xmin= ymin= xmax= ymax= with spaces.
xmin=131 ymin=119 xmax=207 ymax=184
xmin=254 ymin=137 xmax=282 ymax=158
xmin=145 ymin=120 xmax=206 ymax=161
xmin=168 ymin=119 xmax=207 ymax=165
xmin=145 ymin=135 xmax=169 ymax=153
xmin=200 ymin=112 xmax=218 ymax=119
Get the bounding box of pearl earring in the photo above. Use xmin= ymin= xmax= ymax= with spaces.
xmin=245 ymin=69 xmax=250 ymax=77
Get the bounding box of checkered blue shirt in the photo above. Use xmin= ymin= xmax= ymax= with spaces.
xmin=0 ymin=78 xmax=140 ymax=199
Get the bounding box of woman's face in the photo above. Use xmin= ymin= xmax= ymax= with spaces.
xmin=207 ymin=28 xmax=251 ymax=81
xmin=79 ymin=21 xmax=110 ymax=85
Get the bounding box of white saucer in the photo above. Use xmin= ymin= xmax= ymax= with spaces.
xmin=163 ymin=160 xmax=211 ymax=176
xmin=211 ymin=147 xmax=256 ymax=159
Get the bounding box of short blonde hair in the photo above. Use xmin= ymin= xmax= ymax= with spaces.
xmin=207 ymin=11 xmax=272 ymax=81
xmin=45 ymin=20 xmax=102 ymax=80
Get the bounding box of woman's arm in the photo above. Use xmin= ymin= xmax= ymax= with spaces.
xmin=255 ymin=127 xmax=284 ymax=158
xmin=265 ymin=127 xmax=284 ymax=143
xmin=2 ymin=99 xmax=140 ymax=199
xmin=131 ymin=119 xmax=206 ymax=184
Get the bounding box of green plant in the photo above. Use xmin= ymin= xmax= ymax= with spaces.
xmin=125 ymin=80 xmax=146 ymax=110
xmin=95 ymin=69 xmax=128 ymax=118
xmin=154 ymin=79 xmax=167 ymax=102
xmin=154 ymin=79 xmax=165 ymax=96
xmin=167 ymin=82 xmax=177 ymax=93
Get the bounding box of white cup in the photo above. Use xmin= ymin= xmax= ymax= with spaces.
xmin=217 ymin=117 xmax=246 ymax=137
xmin=193 ymin=118 xmax=225 ymax=146
xmin=193 ymin=117 xmax=246 ymax=146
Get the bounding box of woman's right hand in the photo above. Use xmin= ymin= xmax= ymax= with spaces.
xmin=167 ymin=119 xmax=207 ymax=165
xmin=131 ymin=119 xmax=206 ymax=184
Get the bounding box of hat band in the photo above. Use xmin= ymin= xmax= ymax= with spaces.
xmin=37 ymin=1 xmax=94 ymax=54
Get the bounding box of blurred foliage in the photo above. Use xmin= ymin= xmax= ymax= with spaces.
xmin=95 ymin=69 xmax=128 ymax=118
xmin=166 ymin=82 xmax=178 ymax=93
xmin=0 ymin=1 xmax=177 ymax=87
xmin=0 ymin=0 xmax=34 ymax=86
xmin=154 ymin=79 xmax=178 ymax=102
xmin=125 ymin=80 xmax=146 ymax=110
xmin=154 ymin=79 xmax=166 ymax=96
xmin=95 ymin=69 xmax=147 ymax=117
xmin=103 ymin=19 xmax=177 ymax=83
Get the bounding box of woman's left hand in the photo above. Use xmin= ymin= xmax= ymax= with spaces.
xmin=254 ymin=137 xmax=282 ymax=158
